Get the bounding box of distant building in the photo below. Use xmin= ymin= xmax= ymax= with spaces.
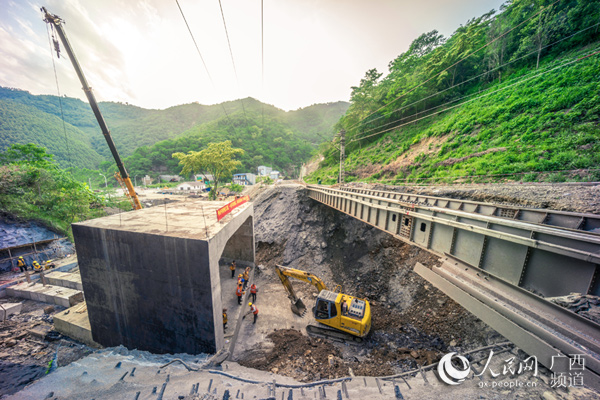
xmin=141 ymin=175 xmax=153 ymax=186
xmin=270 ymin=171 xmax=280 ymax=180
xmin=233 ymin=173 xmax=256 ymax=186
xmin=257 ymin=166 xmax=272 ymax=176
xmin=194 ymin=174 xmax=215 ymax=183
xmin=159 ymin=175 xmax=181 ymax=182
xmin=177 ymin=181 xmax=206 ymax=191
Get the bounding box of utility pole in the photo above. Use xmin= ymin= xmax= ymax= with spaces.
xmin=338 ymin=129 xmax=345 ymax=184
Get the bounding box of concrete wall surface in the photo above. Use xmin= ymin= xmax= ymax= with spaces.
xmin=73 ymin=226 xmax=216 ymax=354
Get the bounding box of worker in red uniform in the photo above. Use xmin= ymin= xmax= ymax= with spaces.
xmin=248 ymin=302 xmax=258 ymax=324
xmin=250 ymin=283 xmax=258 ymax=303
xmin=236 ymin=284 xmax=244 ymax=305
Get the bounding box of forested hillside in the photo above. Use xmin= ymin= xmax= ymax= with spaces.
xmin=0 ymin=87 xmax=348 ymax=172
xmin=310 ymin=0 xmax=600 ymax=184
xmin=0 ymin=98 xmax=103 ymax=169
xmin=123 ymin=112 xmax=314 ymax=178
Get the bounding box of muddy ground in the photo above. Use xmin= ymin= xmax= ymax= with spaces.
xmin=239 ymin=184 xmax=503 ymax=381
xmin=0 ymin=298 xmax=92 ymax=397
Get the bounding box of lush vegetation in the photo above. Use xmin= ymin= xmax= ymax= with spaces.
xmin=123 ymin=112 xmax=315 ymax=180
xmin=0 ymin=87 xmax=348 ymax=172
xmin=173 ymin=141 xmax=244 ymax=199
xmin=0 ymin=144 xmax=105 ymax=238
xmin=310 ymin=0 xmax=600 ymax=184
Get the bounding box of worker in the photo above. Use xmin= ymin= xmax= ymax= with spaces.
xmin=17 ymin=256 xmax=27 ymax=272
xmin=223 ymin=308 xmax=228 ymax=331
xmin=243 ymin=267 xmax=250 ymax=289
xmin=236 ymin=284 xmax=244 ymax=305
xmin=230 ymin=260 xmax=236 ymax=279
xmin=32 ymin=260 xmax=42 ymax=271
xmin=250 ymin=283 xmax=258 ymax=303
xmin=44 ymin=260 xmax=56 ymax=270
xmin=248 ymin=302 xmax=259 ymax=324
xmin=238 ymin=274 xmax=245 ymax=287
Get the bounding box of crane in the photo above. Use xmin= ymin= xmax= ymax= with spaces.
xmin=275 ymin=265 xmax=371 ymax=341
xmin=42 ymin=7 xmax=142 ymax=210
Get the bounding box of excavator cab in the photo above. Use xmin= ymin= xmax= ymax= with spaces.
xmin=314 ymin=290 xmax=371 ymax=338
xmin=275 ymin=265 xmax=371 ymax=339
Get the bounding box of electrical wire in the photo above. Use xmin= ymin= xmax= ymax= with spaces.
xmin=352 ymin=20 xmax=600 ymax=141
xmin=346 ymin=0 xmax=563 ymax=133
xmin=349 ymin=48 xmax=599 ymax=144
xmin=175 ymin=0 xmax=232 ymax=123
xmin=217 ymin=0 xmax=249 ymax=124
xmin=45 ymin=22 xmax=71 ymax=166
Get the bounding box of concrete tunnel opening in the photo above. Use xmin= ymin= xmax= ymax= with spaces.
xmin=70 ymin=199 xmax=255 ymax=356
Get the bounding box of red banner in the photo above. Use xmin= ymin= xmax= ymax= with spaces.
xmin=216 ymin=195 xmax=250 ymax=221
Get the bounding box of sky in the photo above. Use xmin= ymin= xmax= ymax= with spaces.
xmin=0 ymin=0 xmax=506 ymax=111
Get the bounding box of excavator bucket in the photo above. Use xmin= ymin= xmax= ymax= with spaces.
xmin=290 ymin=298 xmax=307 ymax=316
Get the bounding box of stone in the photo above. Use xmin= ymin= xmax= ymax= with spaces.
xmin=43 ymin=306 xmax=55 ymax=314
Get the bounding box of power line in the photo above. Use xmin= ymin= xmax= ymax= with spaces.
xmin=352 ymin=20 xmax=600 ymax=142
xmin=217 ymin=0 xmax=249 ymax=124
xmin=349 ymin=48 xmax=599 ymax=144
xmin=346 ymin=0 xmax=563 ymax=133
xmin=175 ymin=0 xmax=232 ymax=122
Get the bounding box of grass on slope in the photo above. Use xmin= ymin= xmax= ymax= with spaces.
xmin=308 ymin=47 xmax=600 ymax=185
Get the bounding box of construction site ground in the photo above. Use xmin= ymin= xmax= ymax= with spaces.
xmin=1 ymin=182 xmax=599 ymax=399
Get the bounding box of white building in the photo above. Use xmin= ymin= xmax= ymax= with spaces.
xmin=233 ymin=173 xmax=256 ymax=185
xmin=270 ymin=171 xmax=280 ymax=180
xmin=176 ymin=181 xmax=206 ymax=191
xmin=257 ymin=166 xmax=272 ymax=176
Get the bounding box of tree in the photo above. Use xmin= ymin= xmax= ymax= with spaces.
xmin=172 ymin=140 xmax=244 ymax=199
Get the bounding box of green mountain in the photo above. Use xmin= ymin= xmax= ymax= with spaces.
xmin=309 ymin=0 xmax=600 ymax=184
xmin=0 ymin=97 xmax=103 ymax=169
xmin=0 ymin=86 xmax=348 ymax=171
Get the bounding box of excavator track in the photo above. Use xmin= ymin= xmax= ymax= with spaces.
xmin=306 ymin=325 xmax=363 ymax=344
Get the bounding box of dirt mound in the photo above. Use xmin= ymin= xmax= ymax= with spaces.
xmin=247 ymin=184 xmax=500 ymax=379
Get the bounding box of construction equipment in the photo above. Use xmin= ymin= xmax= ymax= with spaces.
xmin=41 ymin=7 xmax=142 ymax=211
xmin=275 ymin=265 xmax=371 ymax=340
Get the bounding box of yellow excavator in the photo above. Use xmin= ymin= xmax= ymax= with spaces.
xmin=275 ymin=265 xmax=371 ymax=342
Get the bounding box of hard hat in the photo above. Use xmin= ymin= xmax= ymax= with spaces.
xmin=33 ymin=261 xmax=39 ymax=264
xmin=19 ymin=256 xmax=23 ymax=259
xmin=238 ymin=274 xmax=243 ymax=277
xmin=46 ymin=260 xmax=51 ymax=263
xmin=248 ymin=302 xmax=253 ymax=306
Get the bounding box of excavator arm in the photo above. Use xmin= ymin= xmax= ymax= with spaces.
xmin=275 ymin=265 xmax=328 ymax=292
xmin=275 ymin=265 xmax=329 ymax=316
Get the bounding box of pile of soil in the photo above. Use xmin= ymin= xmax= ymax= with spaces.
xmin=365 ymin=182 xmax=600 ymax=214
xmin=245 ymin=184 xmax=501 ymax=380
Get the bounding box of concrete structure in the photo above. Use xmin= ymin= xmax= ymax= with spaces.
xmin=6 ymin=282 xmax=83 ymax=308
xmin=257 ymin=165 xmax=272 ymax=176
xmin=233 ymin=173 xmax=256 ymax=186
xmin=176 ymin=181 xmax=206 ymax=191
xmin=158 ymin=174 xmax=181 ymax=182
xmin=45 ymin=271 xmax=82 ymax=291
xmin=194 ymin=174 xmax=215 ymax=183
xmin=0 ymin=303 xmax=22 ymax=320
xmin=54 ymin=302 xmax=99 ymax=347
xmin=269 ymin=170 xmax=280 ymax=180
xmin=72 ymin=198 xmax=254 ymax=355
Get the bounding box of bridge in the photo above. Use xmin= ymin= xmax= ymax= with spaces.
xmin=306 ymin=184 xmax=600 ymax=390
